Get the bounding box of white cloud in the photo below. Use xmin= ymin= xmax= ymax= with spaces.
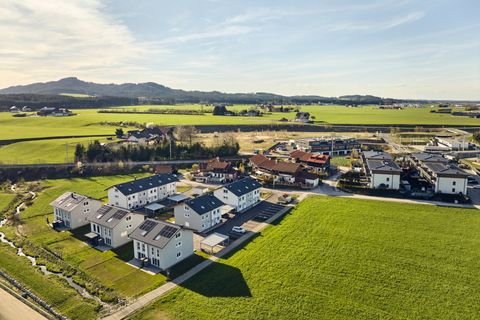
xmin=0 ymin=0 xmax=154 ymax=86
xmin=329 ymin=11 xmax=425 ymax=32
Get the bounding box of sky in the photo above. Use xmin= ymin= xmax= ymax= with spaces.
xmin=0 ymin=0 xmax=479 ymax=100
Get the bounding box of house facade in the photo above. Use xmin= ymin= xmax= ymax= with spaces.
xmin=213 ymin=177 xmax=261 ymax=212
xmin=88 ymin=205 xmax=144 ymax=248
xmin=408 ymin=153 xmax=468 ymax=194
xmin=174 ymin=194 xmax=224 ymax=232
xmin=50 ymin=192 xmax=102 ymax=230
xmin=362 ymin=151 xmax=401 ymax=190
xmin=108 ymin=174 xmax=178 ymax=210
xmin=295 ymin=137 xmax=360 ymax=156
xmin=290 ymin=150 xmax=331 ymax=173
xmin=130 ymin=219 xmax=194 ymax=270
xmin=193 ymin=158 xmax=238 ymax=184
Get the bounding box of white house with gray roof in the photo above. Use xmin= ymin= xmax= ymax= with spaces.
xmin=50 ymin=192 xmax=102 ymax=230
xmin=408 ymin=153 xmax=468 ymax=194
xmin=174 ymin=194 xmax=224 ymax=232
xmin=213 ymin=177 xmax=261 ymax=212
xmin=130 ymin=219 xmax=193 ymax=270
xmin=87 ymin=205 xmax=144 ymax=248
xmin=108 ymin=174 xmax=178 ymax=210
xmin=362 ymin=151 xmax=402 ymax=190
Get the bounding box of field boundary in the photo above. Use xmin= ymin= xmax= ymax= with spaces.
xmin=0 ymin=134 xmax=115 ymax=146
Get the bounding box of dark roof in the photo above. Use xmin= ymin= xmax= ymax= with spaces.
xmin=295 ymin=171 xmax=320 ymax=181
xmin=50 ymin=192 xmax=90 ymax=211
xmin=88 ymin=205 xmax=134 ymax=228
xmin=130 ymin=219 xmax=182 ymax=249
xmin=111 ymin=174 xmax=179 ymax=196
xmin=224 ymin=177 xmax=262 ymax=197
xmin=202 ymin=158 xmax=234 ymax=173
xmin=366 ymin=159 xmax=402 ymax=173
xmin=424 ymin=163 xmax=469 ymax=177
xmin=363 ymin=151 xmax=393 ymax=161
xmin=272 ymin=162 xmax=302 ymax=174
xmin=185 ymin=194 xmax=224 ymax=215
xmin=290 ymin=150 xmax=330 ymax=165
xmin=411 ymin=153 xmax=449 ymax=163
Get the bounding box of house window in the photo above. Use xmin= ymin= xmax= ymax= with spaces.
xmin=452 ymin=188 xmax=456 ymax=193
xmin=452 ymin=181 xmax=456 ymax=186
xmin=176 ymin=232 xmax=181 ymax=238
xmin=184 ymin=206 xmax=190 ymax=211
xmin=137 ymin=242 xmax=140 ymax=250
xmin=126 ymin=216 xmax=132 ymax=221
xmin=223 ymin=189 xmax=228 ymax=193
xmin=184 ymin=212 xmax=190 ymax=218
xmin=176 ymin=252 xmax=182 ymax=259
xmin=176 ymin=241 xmax=182 ymax=247
xmin=386 ymin=177 xmax=390 ymax=182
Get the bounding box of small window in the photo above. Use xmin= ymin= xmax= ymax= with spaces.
xmin=452 ymin=188 xmax=456 ymax=193
xmin=176 ymin=241 xmax=182 ymax=247
xmin=176 ymin=232 xmax=181 ymax=238
xmin=386 ymin=177 xmax=390 ymax=182
xmin=452 ymin=181 xmax=456 ymax=186
xmin=176 ymin=252 xmax=182 ymax=258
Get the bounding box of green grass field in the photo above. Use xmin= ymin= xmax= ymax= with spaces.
xmin=0 ymin=243 xmax=99 ymax=320
xmin=131 ymin=197 xmax=480 ymax=320
xmin=0 ymin=105 xmax=478 ymax=141
xmin=0 ymin=137 xmax=111 ymax=164
xmin=0 ymin=193 xmax=15 ymax=211
xmin=3 ymin=174 xmax=167 ymax=299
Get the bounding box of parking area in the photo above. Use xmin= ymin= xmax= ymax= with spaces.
xmin=209 ymin=201 xmax=287 ymax=239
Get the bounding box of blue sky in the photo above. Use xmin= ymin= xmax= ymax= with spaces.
xmin=0 ymin=0 xmax=479 ymax=99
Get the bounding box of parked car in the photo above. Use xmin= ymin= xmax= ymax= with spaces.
xmin=232 ymin=226 xmax=246 ymax=234
xmin=253 ymin=215 xmax=269 ymax=222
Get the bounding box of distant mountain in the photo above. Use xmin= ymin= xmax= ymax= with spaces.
xmin=0 ymin=77 xmax=390 ymax=105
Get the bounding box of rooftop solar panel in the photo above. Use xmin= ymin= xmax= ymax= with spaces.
xmin=159 ymin=225 xmax=177 ymax=239
xmin=112 ymin=209 xmax=128 ymax=220
xmin=139 ymin=220 xmax=157 ymax=233
xmin=97 ymin=205 xmax=113 ymax=217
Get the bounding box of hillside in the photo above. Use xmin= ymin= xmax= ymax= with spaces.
xmin=0 ymin=77 xmax=386 ymax=105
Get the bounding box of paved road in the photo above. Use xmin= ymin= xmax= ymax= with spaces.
xmin=0 ymin=287 xmax=47 ymax=320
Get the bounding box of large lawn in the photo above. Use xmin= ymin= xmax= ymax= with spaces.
xmin=131 ymin=197 xmax=480 ymax=320
xmin=4 ymin=174 xmax=167 ymax=299
xmin=0 ymin=105 xmax=478 ymax=141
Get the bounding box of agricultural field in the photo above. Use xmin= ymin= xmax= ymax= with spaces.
xmin=0 ymin=193 xmax=15 ymax=211
xmin=131 ymin=197 xmax=480 ymax=320
xmin=1 ymin=174 xmax=168 ymax=299
xmin=0 ymin=105 xmax=479 ymax=142
xmin=0 ymin=137 xmax=112 ymax=164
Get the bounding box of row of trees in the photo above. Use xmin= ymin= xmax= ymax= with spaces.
xmin=74 ymin=136 xmax=240 ymax=163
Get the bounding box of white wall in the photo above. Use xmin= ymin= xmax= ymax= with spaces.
xmin=435 ymin=176 xmax=468 ymax=194
xmin=214 ymin=187 xmax=260 ymax=212
xmin=108 ymin=182 xmax=177 ymax=210
xmin=174 ymin=204 xmax=222 ymax=232
xmin=371 ymin=172 xmax=400 ymax=190
xmin=53 ymin=198 xmax=102 ymax=230
xmin=133 ymin=229 xmax=194 ymax=270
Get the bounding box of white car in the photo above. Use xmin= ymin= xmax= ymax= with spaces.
xmin=232 ymin=226 xmax=246 ymax=234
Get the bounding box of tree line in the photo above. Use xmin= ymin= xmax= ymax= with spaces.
xmin=74 ymin=138 xmax=240 ymax=163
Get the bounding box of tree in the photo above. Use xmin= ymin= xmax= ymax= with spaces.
xmin=115 ymin=128 xmax=124 ymax=138
xmin=175 ymin=126 xmax=198 ymax=146
xmin=212 ymin=105 xmax=228 ymax=115
xmin=74 ymin=144 xmax=85 ymax=162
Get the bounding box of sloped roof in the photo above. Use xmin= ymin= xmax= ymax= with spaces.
xmin=291 ymin=150 xmax=330 ymax=165
xmin=424 ymin=163 xmax=469 ymax=177
xmin=366 ymin=159 xmax=402 ymax=173
xmin=224 ymin=177 xmax=262 ymax=197
xmin=111 ymin=174 xmax=179 ymax=196
xmin=50 ymin=192 xmax=92 ymax=212
xmin=185 ymin=194 xmax=224 ymax=215
xmin=363 ymin=151 xmax=393 ymax=161
xmin=88 ymin=205 xmax=134 ymax=228
xmin=272 ymin=162 xmax=302 ymax=174
xmin=411 ymin=153 xmax=449 ymax=163
xmin=130 ymin=219 xmax=182 ymax=249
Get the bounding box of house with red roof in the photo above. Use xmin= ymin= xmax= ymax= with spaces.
xmin=193 ymin=158 xmax=238 ymax=184
xmin=290 ymin=150 xmax=331 ymax=173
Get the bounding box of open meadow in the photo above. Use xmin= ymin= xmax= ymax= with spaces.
xmin=131 ymin=196 xmax=480 ymax=320
xmin=0 ymin=105 xmax=478 ymax=142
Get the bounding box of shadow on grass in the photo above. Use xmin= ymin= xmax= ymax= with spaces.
xmin=112 ymin=242 xmax=134 ymax=262
xmin=177 ymin=261 xmax=252 ymax=298
xmin=70 ymin=224 xmax=91 ymax=242
xmin=166 ymin=253 xmax=208 ymax=279
xmin=221 ymin=232 xmax=262 ymax=260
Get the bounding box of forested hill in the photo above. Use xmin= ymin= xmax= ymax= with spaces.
xmin=0 ymin=77 xmax=392 ymax=106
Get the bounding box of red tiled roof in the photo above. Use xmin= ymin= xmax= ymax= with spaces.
xmin=291 ymin=150 xmax=330 ymax=165
xmin=272 ymin=162 xmax=302 ymax=174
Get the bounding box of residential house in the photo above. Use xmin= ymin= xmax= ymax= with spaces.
xmin=290 ymin=150 xmax=330 ymax=173
xmin=87 ymin=205 xmax=144 ymax=248
xmin=250 ymin=154 xmax=319 ymax=188
xmin=295 ymin=137 xmax=360 ymax=156
xmin=50 ymin=192 xmax=102 ymax=230
xmin=408 ymin=153 xmax=468 ymax=194
xmin=126 ymin=127 xmax=174 ymax=145
xmin=130 ymin=219 xmax=194 ymax=270
xmin=361 ymin=151 xmax=401 ymax=189
xmin=108 ymin=174 xmax=178 ymax=210
xmin=174 ymin=194 xmax=225 ymax=232
xmin=213 ymin=177 xmax=262 ymax=212
xmin=193 ymin=158 xmax=238 ymax=184
xmin=294 ymin=112 xmax=311 ymax=123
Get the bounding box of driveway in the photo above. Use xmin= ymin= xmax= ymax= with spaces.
xmin=209 ymin=201 xmax=287 ymax=236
